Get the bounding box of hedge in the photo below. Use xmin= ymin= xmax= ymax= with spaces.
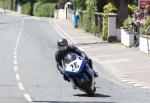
xmin=33 ymin=2 xmax=42 ymax=16
xmin=0 ymin=1 xmax=3 ymax=8
xmin=21 ymin=2 xmax=32 ymax=15
xmin=33 ymin=2 xmax=55 ymax=17
xmin=0 ymin=0 xmax=13 ymax=10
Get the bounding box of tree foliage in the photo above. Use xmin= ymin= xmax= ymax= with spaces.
xmin=102 ymin=3 xmax=117 ymax=40
xmin=85 ymin=0 xmax=96 ymax=32
xmin=96 ymin=0 xmax=107 ymax=12
xmin=21 ymin=2 xmax=31 ymax=15
xmin=56 ymin=0 xmax=65 ymax=9
xmin=33 ymin=2 xmax=55 ymax=17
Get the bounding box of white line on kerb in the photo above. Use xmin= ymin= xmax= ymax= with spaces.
xmin=18 ymin=82 xmax=25 ymax=90
xmin=141 ymin=86 xmax=150 ymax=89
xmin=15 ymin=73 xmax=20 ymax=81
xmin=127 ymin=81 xmax=135 ymax=84
xmin=133 ymin=83 xmax=141 ymax=87
xmin=24 ymin=94 xmax=32 ymax=102
xmin=49 ymin=19 xmax=77 ymax=44
xmin=121 ymin=79 xmax=130 ymax=82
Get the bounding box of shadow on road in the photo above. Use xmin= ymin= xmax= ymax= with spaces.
xmin=75 ymin=42 xmax=107 ymax=46
xmin=74 ymin=93 xmax=111 ymax=98
xmin=0 ymin=23 xmax=8 ymax=24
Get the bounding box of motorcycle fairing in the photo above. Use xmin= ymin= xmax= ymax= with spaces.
xmin=64 ymin=58 xmax=86 ymax=75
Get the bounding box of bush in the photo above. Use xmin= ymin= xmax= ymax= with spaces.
xmin=21 ymin=2 xmax=32 ymax=15
xmin=43 ymin=3 xmax=55 ymax=17
xmin=33 ymin=2 xmax=42 ymax=16
xmin=102 ymin=15 xmax=108 ymax=40
xmin=123 ymin=16 xmax=134 ymax=31
xmin=128 ymin=4 xmax=138 ymax=17
xmin=103 ymin=3 xmax=117 ymax=14
xmin=33 ymin=3 xmax=55 ymax=17
xmin=84 ymin=0 xmax=96 ymax=32
xmin=141 ymin=17 xmax=150 ymax=35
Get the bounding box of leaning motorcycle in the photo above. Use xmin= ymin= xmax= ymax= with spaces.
xmin=62 ymin=53 xmax=96 ymax=96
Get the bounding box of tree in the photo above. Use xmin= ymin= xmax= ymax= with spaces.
xmin=13 ymin=0 xmax=16 ymax=10
xmin=78 ymin=0 xmax=86 ymax=10
xmin=96 ymin=0 xmax=107 ymax=12
xmin=111 ymin=0 xmax=129 ymax=26
xmin=85 ymin=0 xmax=96 ymax=32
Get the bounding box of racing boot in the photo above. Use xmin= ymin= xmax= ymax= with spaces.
xmin=94 ymin=71 xmax=98 ymax=77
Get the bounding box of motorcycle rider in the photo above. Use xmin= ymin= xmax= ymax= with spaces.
xmin=55 ymin=38 xmax=98 ymax=82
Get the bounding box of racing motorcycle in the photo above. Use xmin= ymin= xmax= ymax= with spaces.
xmin=62 ymin=53 xmax=96 ymax=96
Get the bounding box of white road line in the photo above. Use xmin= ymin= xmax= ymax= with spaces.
xmin=18 ymin=82 xmax=25 ymax=90
xmin=14 ymin=66 xmax=18 ymax=72
xmin=14 ymin=60 xmax=18 ymax=65
xmin=55 ymin=25 xmax=77 ymax=44
xmin=16 ymin=38 xmax=19 ymax=41
xmin=13 ymin=19 xmax=33 ymax=102
xmin=14 ymin=48 xmax=18 ymax=51
xmin=15 ymin=45 xmax=18 ymax=49
xmin=14 ymin=55 xmax=17 ymax=59
xmin=15 ymin=73 xmax=20 ymax=81
xmin=24 ymin=94 xmax=32 ymax=102
xmin=19 ymin=20 xmax=24 ymax=35
xmin=13 ymin=51 xmax=17 ymax=55
xmin=16 ymin=41 xmax=19 ymax=45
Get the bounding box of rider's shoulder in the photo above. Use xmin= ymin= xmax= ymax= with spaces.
xmin=55 ymin=50 xmax=61 ymax=55
xmin=68 ymin=45 xmax=77 ymax=49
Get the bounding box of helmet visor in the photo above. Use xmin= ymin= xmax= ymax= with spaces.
xmin=58 ymin=45 xmax=67 ymax=50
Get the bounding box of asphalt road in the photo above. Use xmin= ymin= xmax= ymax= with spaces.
xmin=0 ymin=13 xmax=150 ymax=103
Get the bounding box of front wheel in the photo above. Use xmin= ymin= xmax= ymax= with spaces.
xmin=86 ymin=86 xmax=96 ymax=97
xmin=80 ymin=79 xmax=96 ymax=96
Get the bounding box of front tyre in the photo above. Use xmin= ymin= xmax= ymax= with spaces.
xmin=80 ymin=79 xmax=96 ymax=96
xmin=86 ymin=86 xmax=96 ymax=97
